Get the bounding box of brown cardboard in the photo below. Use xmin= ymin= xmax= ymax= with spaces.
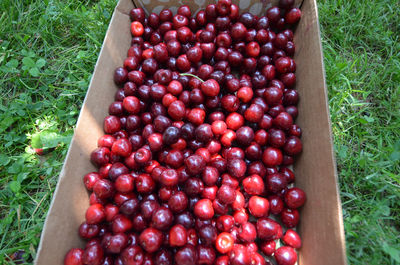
xmin=35 ymin=0 xmax=347 ymax=264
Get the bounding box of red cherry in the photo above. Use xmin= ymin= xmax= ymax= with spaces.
xmin=282 ymin=229 xmax=302 ymax=248
xmin=274 ymin=246 xmax=298 ymax=265
xmin=284 ymin=187 xmax=306 ymax=209
xmin=194 ymin=199 xmax=214 ymax=220
xmin=248 ymin=196 xmax=269 ymax=217
xmin=215 ymin=232 xmax=234 ymax=254
xmin=139 ymin=228 xmax=163 ymax=253
xmin=85 ymin=204 xmax=105 ymax=224
xmin=64 ymin=248 xmax=84 ymax=265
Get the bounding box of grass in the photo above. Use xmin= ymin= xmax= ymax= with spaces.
xmin=0 ymin=0 xmax=117 ymax=263
xmin=0 ymin=0 xmax=399 ymax=264
xmin=319 ymin=0 xmax=400 ymax=264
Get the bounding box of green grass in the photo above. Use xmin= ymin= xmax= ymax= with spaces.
xmin=0 ymin=0 xmax=399 ymax=264
xmin=319 ymin=0 xmax=400 ymax=264
xmin=0 ymin=0 xmax=117 ymax=263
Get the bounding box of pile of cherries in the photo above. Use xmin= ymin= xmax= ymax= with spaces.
xmin=64 ymin=0 xmax=305 ymax=264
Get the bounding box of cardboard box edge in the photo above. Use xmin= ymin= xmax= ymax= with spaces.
xmin=311 ymin=0 xmax=348 ymax=263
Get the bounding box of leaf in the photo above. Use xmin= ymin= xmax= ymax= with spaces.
xmin=31 ymin=130 xmax=73 ymax=149
xmin=17 ymin=172 xmax=29 ymax=183
xmin=0 ymin=116 xmax=15 ymax=133
xmin=389 ymin=151 xmax=400 ymax=161
xmin=21 ymin=49 xmax=35 ymax=57
xmin=29 ymin=67 xmax=40 ymax=77
xmin=380 ymin=205 xmax=390 ymax=217
xmin=0 ymin=154 xmax=11 ymax=166
xmin=9 ymin=181 xmax=21 ymax=194
xmin=394 ymin=140 xmax=400 ymax=151
xmin=77 ymin=51 xmax=86 ymax=59
xmin=363 ymin=115 xmax=374 ymax=123
xmin=6 ymin=59 xmax=19 ymax=68
xmin=7 ymin=161 xmax=22 ymax=174
xmin=338 ymin=145 xmax=348 ymax=159
xmin=36 ymin=58 xmax=46 ymax=68
xmin=382 ymin=242 xmax=400 ymax=263
xmin=22 ymin=57 xmax=36 ymax=68
xmin=31 ymin=133 xmax=43 ymax=148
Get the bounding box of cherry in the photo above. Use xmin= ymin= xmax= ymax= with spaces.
xmin=229 ymin=244 xmax=251 ymax=265
xmin=136 ymin=173 xmax=156 ymax=194
xmin=112 ymin=214 xmax=133 ymax=234
xmin=215 ymin=256 xmax=230 ymax=265
xmin=202 ymin=166 xmax=219 ymax=186
xmin=79 ymin=222 xmax=99 ymax=239
xmin=262 ymin=147 xmax=283 ymax=167
xmin=215 ymin=232 xmax=234 ymax=254
xmin=83 ymin=172 xmax=101 ymax=191
xmin=187 ymin=108 xmax=206 ymax=125
xmin=242 ymin=174 xmax=264 ymax=195
xmin=198 ymin=224 xmax=217 ymax=246
xmin=248 ymin=196 xmax=269 ymax=217
xmin=64 ymin=248 xmax=84 ymax=265
xmin=216 ymin=215 xmax=235 ymax=232
xmin=201 ymin=79 xmax=220 ymax=97
xmin=282 ymin=229 xmax=302 ymax=248
xmin=168 ymin=191 xmax=189 ymax=213
xmin=120 ymin=198 xmax=140 ymax=216
xmin=284 ymin=187 xmax=306 ymax=209
xmin=82 ymin=243 xmax=104 ymax=265
xmin=227 ymin=158 xmax=246 ymax=179
xmin=169 ymin=224 xmax=188 ymax=247
xmin=284 ymin=136 xmax=302 ymax=155
xmin=93 ymin=179 xmax=114 ymax=199
xmin=121 ymin=246 xmax=144 ymax=265
xmin=114 ymin=67 xmax=128 ymax=85
xmin=154 ymin=249 xmax=173 ymax=265
xmin=105 ymin=233 xmax=129 ymax=254
xmin=175 ymin=245 xmax=198 ymax=265
xmin=85 ymin=204 xmax=105 ymax=224
xmin=194 ymin=199 xmax=214 ymax=220
xmin=256 ymin=217 xmax=282 ymax=241
xmin=269 ymin=195 xmax=284 ymax=215
xmin=197 ymin=245 xmax=217 ymax=265
xmin=274 ymin=246 xmax=298 ymax=265
xmin=139 ymin=228 xmax=163 ymax=253
xmin=130 ymin=8 xmax=145 ymax=22
xmin=111 ymin=138 xmax=132 ymax=157
xmin=281 ymin=208 xmax=300 ymax=228
xmin=260 ymin=240 xmax=276 ymax=256
xmin=185 ymin=154 xmax=206 ymax=175
xmin=216 ymin=185 xmax=236 ymax=204
xmin=238 ymin=222 xmax=257 ymax=243
xmin=251 ymin=253 xmax=268 ymax=265
xmin=246 ymin=42 xmax=260 ymax=57
xmin=235 ymin=126 xmax=254 ymax=146
xmin=285 ymin=8 xmax=302 ymax=24
xmin=151 ymin=206 xmax=174 ymax=230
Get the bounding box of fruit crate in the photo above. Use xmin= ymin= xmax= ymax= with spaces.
xmin=35 ymin=0 xmax=347 ymax=264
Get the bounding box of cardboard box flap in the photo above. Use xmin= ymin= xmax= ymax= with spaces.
xmin=134 ymin=0 xmax=304 ymax=16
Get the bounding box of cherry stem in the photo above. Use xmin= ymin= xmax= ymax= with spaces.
xmin=179 ymin=73 xmax=204 ymax=82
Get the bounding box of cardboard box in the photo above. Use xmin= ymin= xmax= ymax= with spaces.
xmin=35 ymin=0 xmax=347 ymax=264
